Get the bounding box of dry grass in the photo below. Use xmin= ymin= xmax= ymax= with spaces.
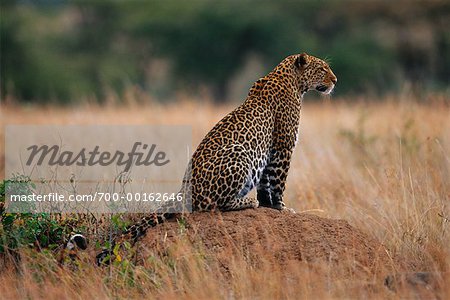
xmin=0 ymin=94 xmax=449 ymax=299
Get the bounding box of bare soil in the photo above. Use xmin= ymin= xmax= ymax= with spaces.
xmin=139 ymin=208 xmax=394 ymax=277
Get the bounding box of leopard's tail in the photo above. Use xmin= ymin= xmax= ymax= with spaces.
xmin=96 ymin=169 xmax=192 ymax=266
xmin=96 ymin=199 xmax=188 ymax=266
xmin=124 ymin=212 xmax=177 ymax=242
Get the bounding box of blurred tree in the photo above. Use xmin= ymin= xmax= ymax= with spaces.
xmin=1 ymin=0 xmax=449 ymax=103
xmin=1 ymin=0 xmax=38 ymax=101
xmin=72 ymin=1 xmax=121 ymax=101
xmin=126 ymin=1 xmax=293 ymax=101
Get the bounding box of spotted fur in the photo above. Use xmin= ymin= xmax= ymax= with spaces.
xmin=96 ymin=53 xmax=337 ymax=265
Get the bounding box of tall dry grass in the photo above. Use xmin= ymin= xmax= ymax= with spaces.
xmin=0 ymin=94 xmax=449 ymax=299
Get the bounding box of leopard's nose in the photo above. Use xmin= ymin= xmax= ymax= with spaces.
xmin=331 ymin=77 xmax=337 ymax=84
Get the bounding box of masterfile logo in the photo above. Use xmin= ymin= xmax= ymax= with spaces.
xmin=25 ymin=142 xmax=170 ymax=172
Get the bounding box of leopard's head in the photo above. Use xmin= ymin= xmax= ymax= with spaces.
xmin=294 ymin=53 xmax=337 ymax=95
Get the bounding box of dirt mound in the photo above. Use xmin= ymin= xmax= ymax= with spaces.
xmin=139 ymin=208 xmax=394 ymax=276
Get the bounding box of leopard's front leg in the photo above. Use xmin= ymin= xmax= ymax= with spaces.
xmin=257 ymin=147 xmax=295 ymax=212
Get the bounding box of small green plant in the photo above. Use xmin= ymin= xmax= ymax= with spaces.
xmin=177 ymin=216 xmax=188 ymax=234
xmin=0 ymin=178 xmax=82 ymax=257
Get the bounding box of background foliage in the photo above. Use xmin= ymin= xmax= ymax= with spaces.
xmin=1 ymin=0 xmax=449 ymax=103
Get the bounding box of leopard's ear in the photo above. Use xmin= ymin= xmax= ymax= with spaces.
xmin=295 ymin=53 xmax=309 ymax=68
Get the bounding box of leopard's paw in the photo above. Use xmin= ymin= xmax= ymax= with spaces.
xmin=272 ymin=202 xmax=296 ymax=213
xmin=281 ymin=207 xmax=296 ymax=213
xmin=251 ymin=198 xmax=260 ymax=209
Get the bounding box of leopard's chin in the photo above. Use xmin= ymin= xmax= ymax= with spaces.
xmin=316 ymin=84 xmax=334 ymax=95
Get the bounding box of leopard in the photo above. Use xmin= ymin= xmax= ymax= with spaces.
xmin=94 ymin=52 xmax=337 ymax=265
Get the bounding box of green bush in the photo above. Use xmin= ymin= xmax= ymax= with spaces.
xmin=0 ymin=178 xmax=77 ymax=255
xmin=1 ymin=0 xmax=448 ymax=103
